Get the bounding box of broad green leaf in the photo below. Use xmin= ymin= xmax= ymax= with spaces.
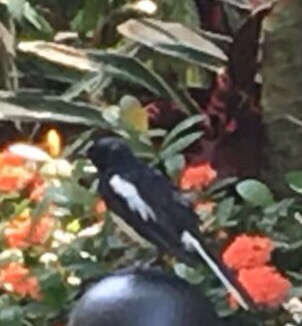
xmin=6 ymin=0 xmax=25 ymax=22
xmin=73 ymin=0 xmax=108 ymax=33
xmin=39 ymin=271 xmax=68 ymax=307
xmin=215 ymin=198 xmax=235 ymax=225
xmin=263 ymin=198 xmax=295 ymax=216
xmin=89 ymin=51 xmax=170 ymax=96
xmin=159 ymin=131 xmax=202 ymax=160
xmin=147 ymin=128 xmax=167 ymax=138
xmin=286 ymin=171 xmax=302 ymax=194
xmin=46 ymin=182 xmax=95 ymax=209
xmin=174 ymin=263 xmax=204 ymax=285
xmin=88 ymin=51 xmax=199 ymax=114
xmin=164 ymin=154 xmax=185 ymax=179
xmin=162 ymin=114 xmax=205 ymax=148
xmin=62 ymin=71 xmax=111 ymax=101
xmin=0 ymin=91 xmax=107 ymax=127
xmin=236 ymin=179 xmax=274 ymax=207
xmin=118 ymin=18 xmax=228 ymax=72
xmin=0 ymin=305 xmax=23 ymax=326
xmin=206 ymin=177 xmax=238 ymax=195
xmin=23 ymin=2 xmax=53 ymax=34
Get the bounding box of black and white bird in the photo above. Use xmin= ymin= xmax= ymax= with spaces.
xmin=88 ymin=136 xmax=251 ymax=310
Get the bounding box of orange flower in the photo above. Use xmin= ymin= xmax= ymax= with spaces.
xmin=237 ymin=266 xmax=291 ymax=307
xmin=95 ymin=199 xmax=107 ymax=216
xmin=28 ymin=174 xmax=47 ymax=202
xmin=0 ymin=165 xmax=35 ymax=193
xmin=179 ymin=162 xmax=217 ymax=190
xmin=222 ymin=234 xmax=274 ymax=270
xmin=4 ymin=210 xmax=55 ymax=248
xmin=0 ymin=151 xmax=24 ymax=167
xmin=0 ymin=262 xmax=41 ymax=300
xmin=0 ymin=149 xmax=39 ymax=193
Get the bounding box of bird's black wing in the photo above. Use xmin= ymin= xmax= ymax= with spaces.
xmin=101 ymin=163 xmax=201 ymax=265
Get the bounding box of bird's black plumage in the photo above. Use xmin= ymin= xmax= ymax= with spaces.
xmin=88 ymin=136 xmax=252 ymax=310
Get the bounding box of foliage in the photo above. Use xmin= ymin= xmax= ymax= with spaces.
xmin=0 ymin=0 xmax=301 ymax=325
xmin=261 ymin=0 xmax=302 ymax=195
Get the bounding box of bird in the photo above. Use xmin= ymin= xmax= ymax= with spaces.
xmin=88 ymin=136 xmax=252 ymax=310
xmin=68 ymin=267 xmax=224 ymax=326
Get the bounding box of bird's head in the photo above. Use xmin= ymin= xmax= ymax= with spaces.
xmin=88 ymin=136 xmax=134 ymax=170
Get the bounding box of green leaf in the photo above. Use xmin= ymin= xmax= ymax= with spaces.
xmin=206 ymin=177 xmax=238 ymax=195
xmin=23 ymin=2 xmax=53 ymax=34
xmin=62 ymin=71 xmax=111 ymax=101
xmin=159 ymin=131 xmax=202 ymax=160
xmin=263 ymin=198 xmax=295 ymax=216
xmin=118 ymin=18 xmax=229 ymax=72
xmin=88 ymin=51 xmax=199 ymax=114
xmin=215 ymin=198 xmax=235 ymax=226
xmin=162 ymin=114 xmax=205 ymax=148
xmin=39 ymin=271 xmax=68 ymax=307
xmin=67 ymin=262 xmax=105 ymax=279
xmin=62 ymin=129 xmax=96 ymax=158
xmin=0 ymin=305 xmax=23 ymax=326
xmin=6 ymin=0 xmax=25 ymax=22
xmin=236 ymin=179 xmax=274 ymax=207
xmin=0 ymin=91 xmax=107 ymax=127
xmin=164 ymin=154 xmax=185 ymax=179
xmin=174 ymin=263 xmax=204 ymax=285
xmin=286 ymin=171 xmax=302 ymax=194
xmin=46 ymin=181 xmax=95 ymax=209
xmin=73 ymin=0 xmax=108 ymax=33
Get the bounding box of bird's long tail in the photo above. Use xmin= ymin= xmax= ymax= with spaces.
xmin=181 ymin=231 xmax=251 ymax=311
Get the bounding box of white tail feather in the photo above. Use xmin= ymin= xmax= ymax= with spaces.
xmin=181 ymin=230 xmax=249 ymax=311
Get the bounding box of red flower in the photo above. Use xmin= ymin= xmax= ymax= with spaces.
xmin=237 ymin=266 xmax=291 ymax=307
xmin=179 ymin=161 xmax=217 ymax=190
xmin=222 ymin=234 xmax=274 ymax=270
xmin=4 ymin=210 xmax=54 ymax=248
xmin=0 ymin=262 xmax=41 ymax=300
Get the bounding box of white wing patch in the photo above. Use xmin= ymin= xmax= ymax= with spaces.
xmin=109 ymin=174 xmax=156 ymax=222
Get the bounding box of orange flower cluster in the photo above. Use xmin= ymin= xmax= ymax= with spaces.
xmin=179 ymin=161 xmax=217 ymax=191
xmin=0 ymin=151 xmax=34 ymax=192
xmin=237 ymin=267 xmax=291 ymax=307
xmin=0 ymin=262 xmax=41 ymax=300
xmin=0 ymin=151 xmax=47 ymax=200
xmin=222 ymin=234 xmax=274 ymax=270
xmin=4 ymin=210 xmax=55 ymax=248
xmin=223 ymin=234 xmax=291 ymax=308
